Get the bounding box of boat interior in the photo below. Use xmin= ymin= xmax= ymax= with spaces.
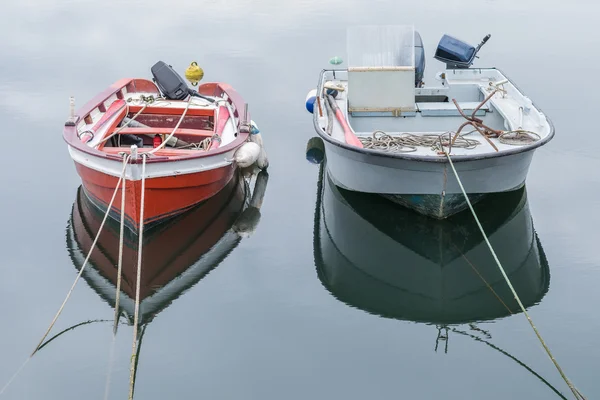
xmin=74 ymin=79 xmax=240 ymax=157
xmin=316 ymin=26 xmax=553 ymax=157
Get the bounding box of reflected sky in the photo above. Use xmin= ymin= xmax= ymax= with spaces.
xmin=0 ymin=0 xmax=598 ymax=399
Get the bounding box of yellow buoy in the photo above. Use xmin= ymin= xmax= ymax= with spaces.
xmin=185 ymin=61 xmax=204 ymax=86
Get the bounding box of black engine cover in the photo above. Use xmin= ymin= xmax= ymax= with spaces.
xmin=150 ymin=61 xmax=189 ymax=100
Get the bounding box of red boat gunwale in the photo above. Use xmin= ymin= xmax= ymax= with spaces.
xmin=63 ymin=78 xmax=251 ymax=163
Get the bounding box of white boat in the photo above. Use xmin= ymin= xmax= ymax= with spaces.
xmin=306 ymin=25 xmax=554 ymax=219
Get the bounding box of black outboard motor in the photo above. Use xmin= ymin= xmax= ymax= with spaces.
xmin=151 ymin=61 xmax=190 ymax=100
xmin=150 ymin=61 xmax=215 ymax=102
xmin=434 ymin=34 xmax=491 ymax=69
xmin=414 ymin=31 xmax=426 ymax=87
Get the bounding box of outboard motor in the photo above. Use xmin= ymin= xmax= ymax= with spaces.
xmin=434 ymin=34 xmax=491 ymax=69
xmin=414 ymin=31 xmax=425 ymax=87
xmin=151 ymin=61 xmax=191 ymax=100
xmin=150 ymin=61 xmax=215 ymax=102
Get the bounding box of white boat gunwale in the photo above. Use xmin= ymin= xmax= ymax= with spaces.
xmin=63 ymin=78 xmax=251 ymax=165
xmin=312 ymin=67 xmax=555 ymax=164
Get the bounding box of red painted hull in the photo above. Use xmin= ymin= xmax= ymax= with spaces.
xmin=68 ymin=171 xmax=247 ymax=313
xmin=75 ymin=161 xmax=236 ymax=232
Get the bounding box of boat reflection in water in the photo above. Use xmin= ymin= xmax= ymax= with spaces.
xmin=66 ymin=168 xmax=268 ymax=327
xmin=311 ymin=136 xmax=550 ymax=331
xmin=311 ymin=156 xmax=567 ymax=396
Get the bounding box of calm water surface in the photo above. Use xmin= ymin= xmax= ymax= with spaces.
xmin=0 ymin=1 xmax=598 ymax=399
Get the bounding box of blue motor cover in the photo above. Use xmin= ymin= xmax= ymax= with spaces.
xmin=435 ymin=35 xmax=475 ymax=64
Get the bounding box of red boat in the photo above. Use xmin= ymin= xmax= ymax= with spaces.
xmin=63 ymin=61 xmax=265 ymax=232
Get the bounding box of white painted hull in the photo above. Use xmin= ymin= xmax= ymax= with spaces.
xmin=323 ymin=139 xmax=534 ymax=195
xmin=67 ymin=145 xmax=237 ymax=181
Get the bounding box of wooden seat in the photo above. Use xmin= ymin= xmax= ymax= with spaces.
xmin=102 ymin=147 xmax=202 ymax=157
xmin=416 ymin=101 xmax=490 ymax=117
xmin=116 ymin=127 xmax=214 ymax=137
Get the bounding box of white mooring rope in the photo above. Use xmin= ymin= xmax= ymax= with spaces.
xmin=0 ymin=154 xmax=133 ymax=396
xmin=31 ymin=153 xmax=132 ymax=358
xmin=128 ymin=153 xmax=147 ymax=400
xmin=444 ymin=151 xmax=586 ymax=400
xmin=113 ymin=154 xmax=129 ymax=334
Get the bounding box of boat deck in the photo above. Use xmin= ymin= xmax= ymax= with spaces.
xmin=317 ymin=69 xmax=552 ymax=158
xmin=75 ymin=87 xmax=238 ymax=156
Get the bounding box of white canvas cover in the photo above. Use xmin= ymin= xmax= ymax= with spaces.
xmin=346 ymin=25 xmax=416 ymax=112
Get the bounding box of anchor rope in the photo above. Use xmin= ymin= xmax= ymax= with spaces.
xmin=113 ymin=154 xmax=129 ymax=334
xmin=444 ymin=151 xmax=586 ymax=400
xmin=453 ymin=243 xmax=513 ymax=315
xmin=128 ymin=153 xmax=147 ymax=400
xmin=30 ymin=153 xmax=131 ymax=358
xmin=451 ymin=328 xmax=569 ymax=399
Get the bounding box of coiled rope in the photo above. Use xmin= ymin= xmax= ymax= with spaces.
xmin=358 ymin=128 xmax=541 ymax=154
xmin=359 ymin=130 xmax=480 ymax=153
xmin=444 ymin=151 xmax=586 ymax=400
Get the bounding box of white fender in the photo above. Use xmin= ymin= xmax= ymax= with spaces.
xmin=234 ymin=142 xmax=261 ymax=168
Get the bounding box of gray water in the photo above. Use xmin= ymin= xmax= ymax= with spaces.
xmin=0 ymin=0 xmax=598 ymax=399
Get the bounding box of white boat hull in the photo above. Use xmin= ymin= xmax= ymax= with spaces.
xmin=312 ymin=66 xmax=554 ymax=219
xmin=322 ymin=139 xmax=535 ymax=218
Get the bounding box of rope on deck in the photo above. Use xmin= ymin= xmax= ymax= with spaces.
xmin=359 ymin=130 xmax=480 ymax=153
xmin=444 ymin=151 xmax=586 ymax=400
xmin=128 ymin=153 xmax=148 ymax=400
xmin=30 ymin=153 xmax=132 ymax=358
xmin=356 ymin=89 xmax=541 ymax=154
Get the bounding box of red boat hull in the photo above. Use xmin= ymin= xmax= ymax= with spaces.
xmin=74 ymin=161 xmax=236 ymax=232
xmin=69 ymin=171 xmax=247 ymax=306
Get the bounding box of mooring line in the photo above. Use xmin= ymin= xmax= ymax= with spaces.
xmin=3 ymin=154 xmax=130 ymax=396
xmin=0 ymin=358 xmax=30 ymax=396
xmin=113 ymin=154 xmax=129 ymax=334
xmin=451 ymin=328 xmax=568 ymax=399
xmin=128 ymin=153 xmax=147 ymax=400
xmin=0 ymin=318 xmax=123 ymax=397
xmin=31 ymin=153 xmax=131 ymax=358
xmin=451 ymin=242 xmax=513 ymax=315
xmin=444 ymin=151 xmax=585 ymax=400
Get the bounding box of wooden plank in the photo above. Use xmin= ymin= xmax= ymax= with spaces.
xmin=127 ymin=105 xmax=215 ymax=117
xmin=116 ymin=127 xmax=214 ymax=137
xmin=101 ymin=147 xmax=202 ymax=157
